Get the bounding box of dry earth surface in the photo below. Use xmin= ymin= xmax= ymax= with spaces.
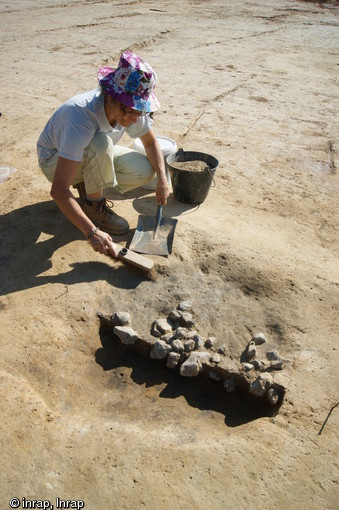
xmin=0 ymin=0 xmax=338 ymax=509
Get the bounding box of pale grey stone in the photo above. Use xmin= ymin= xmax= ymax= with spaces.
xmin=266 ymin=350 xmax=280 ymax=361
xmin=169 ymin=309 xmax=181 ymax=322
xmin=113 ymin=326 xmax=138 ymax=345
xmin=242 ymin=362 xmax=254 ymax=371
xmin=223 ymin=377 xmax=237 ymax=393
xmin=178 ymin=301 xmax=192 ymax=311
xmin=218 ymin=344 xmax=227 ymax=355
xmin=151 ymin=318 xmax=172 ymax=337
xmin=186 ymin=330 xmax=198 ymax=339
xmin=150 ymin=340 xmax=172 ymax=360
xmin=180 ymin=354 xmax=202 ymax=377
xmin=174 ymin=327 xmax=188 ymax=339
xmin=184 ymin=339 xmax=196 ymax=352
xmin=209 ymin=370 xmax=222 ymax=381
xmin=111 ymin=311 xmax=131 ymax=326
xmin=194 ymin=335 xmax=205 ymax=350
xmin=166 ymin=352 xmax=181 ymax=369
xmin=180 ymin=312 xmax=195 ymax=327
xmin=246 ymin=341 xmax=257 ymax=360
xmin=172 ymin=339 xmax=184 ymax=353
xmin=161 ymin=332 xmax=174 ymax=344
xmin=269 ymin=360 xmax=283 ymax=370
xmin=250 ymin=359 xmax=264 ymax=371
xmin=205 ymin=337 xmax=216 ymax=349
xmin=249 ymin=373 xmax=273 ymax=396
xmin=267 ymin=388 xmax=279 ymax=405
xmin=252 ymin=332 xmax=267 ymax=345
xmin=211 ymin=353 xmax=221 ymax=363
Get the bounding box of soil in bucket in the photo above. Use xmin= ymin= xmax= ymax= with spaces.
xmin=166 ymin=149 xmax=219 ymax=204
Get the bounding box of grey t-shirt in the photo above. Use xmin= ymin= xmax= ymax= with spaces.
xmin=37 ymin=89 xmax=152 ymax=165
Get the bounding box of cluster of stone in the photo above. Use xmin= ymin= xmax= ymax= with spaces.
xmin=107 ymin=303 xmax=285 ymax=406
xmin=240 ymin=333 xmax=285 ymax=405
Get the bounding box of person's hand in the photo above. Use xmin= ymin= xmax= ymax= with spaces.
xmin=88 ymin=229 xmax=119 ymax=257
xmin=155 ymin=181 xmax=170 ymax=205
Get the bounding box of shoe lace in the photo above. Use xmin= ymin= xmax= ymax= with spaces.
xmin=96 ymin=198 xmax=115 ymax=215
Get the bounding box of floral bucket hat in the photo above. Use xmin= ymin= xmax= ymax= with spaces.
xmin=98 ymin=51 xmax=160 ymax=113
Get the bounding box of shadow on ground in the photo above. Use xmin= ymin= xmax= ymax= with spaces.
xmin=96 ymin=325 xmax=281 ymax=428
xmin=0 ymin=200 xmax=150 ymax=296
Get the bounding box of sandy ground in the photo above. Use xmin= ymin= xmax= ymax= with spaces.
xmin=0 ymin=0 xmax=338 ymax=509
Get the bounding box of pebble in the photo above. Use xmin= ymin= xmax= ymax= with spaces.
xmin=161 ymin=333 xmax=174 ymax=344
xmin=211 ymin=353 xmax=221 ymax=364
xmin=250 ymin=359 xmax=264 ymax=371
xmin=249 ymin=373 xmax=273 ymax=397
xmin=169 ymin=309 xmax=181 ymax=322
xmin=184 ymin=339 xmax=196 ymax=352
xmin=246 ymin=341 xmax=256 ymax=360
xmin=223 ymin=377 xmax=237 ymax=393
xmin=242 ymin=362 xmax=254 ymax=371
xmin=150 ymin=340 xmax=172 ymax=360
xmin=111 ymin=311 xmax=131 ymax=326
xmin=179 ymin=352 xmax=210 ymax=377
xmin=218 ymin=344 xmax=227 ymax=355
xmin=194 ymin=335 xmax=205 ymax=350
xmin=166 ymin=352 xmax=181 ymax=369
xmin=178 ymin=301 xmax=192 ymax=311
xmin=180 ymin=312 xmax=195 ymax=327
xmin=266 ymin=350 xmax=280 ymax=361
xmin=113 ymin=326 xmax=138 ymax=345
xmin=151 ymin=318 xmax=172 ymax=337
xmin=266 ymin=388 xmax=279 ymax=405
xmin=174 ymin=327 xmax=188 ymax=339
xmin=270 ymin=360 xmax=283 ymax=370
xmin=205 ymin=337 xmax=216 ymax=349
xmin=172 ymin=339 xmax=185 ymax=353
xmin=251 ymin=332 xmax=267 ymax=345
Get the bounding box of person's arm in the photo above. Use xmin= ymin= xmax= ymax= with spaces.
xmin=140 ymin=129 xmax=170 ymax=205
xmin=50 ymin=156 xmax=118 ymax=256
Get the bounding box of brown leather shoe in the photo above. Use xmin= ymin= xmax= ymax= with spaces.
xmin=84 ymin=198 xmax=130 ymax=235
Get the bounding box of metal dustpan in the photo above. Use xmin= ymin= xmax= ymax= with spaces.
xmin=129 ymin=205 xmax=177 ymax=256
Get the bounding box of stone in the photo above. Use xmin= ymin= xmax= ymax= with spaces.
xmin=180 ymin=350 xmax=211 ymax=376
xmin=172 ymin=339 xmax=185 ymax=353
xmin=223 ymin=377 xmax=237 ymax=393
xmin=266 ymin=350 xmax=280 ymax=361
xmin=174 ymin=327 xmax=188 ymax=339
xmin=161 ymin=333 xmax=174 ymax=344
xmin=250 ymin=359 xmax=264 ymax=371
xmin=218 ymin=344 xmax=227 ymax=355
xmin=180 ymin=312 xmax=195 ymax=327
xmin=269 ymin=360 xmax=283 ymax=370
xmin=169 ymin=309 xmax=181 ymax=322
xmin=267 ymin=388 xmax=279 ymax=405
xmin=186 ymin=330 xmax=198 ymax=339
xmin=251 ymin=332 xmax=267 ymax=345
xmin=211 ymin=353 xmax=221 ymax=364
xmin=249 ymin=373 xmax=273 ymax=397
xmin=150 ymin=340 xmax=172 ymax=360
xmin=166 ymin=352 xmax=181 ymax=369
xmin=113 ymin=326 xmax=138 ymax=345
xmin=111 ymin=311 xmax=131 ymax=326
xmin=184 ymin=339 xmax=196 ymax=352
xmin=246 ymin=341 xmax=257 ymax=360
xmin=242 ymin=362 xmax=254 ymax=372
xmin=209 ymin=370 xmax=222 ymax=381
xmin=178 ymin=301 xmax=192 ymax=311
xmin=151 ymin=318 xmax=172 ymax=337
xmin=205 ymin=337 xmax=216 ymax=349
xmin=194 ymin=335 xmax=205 ymax=350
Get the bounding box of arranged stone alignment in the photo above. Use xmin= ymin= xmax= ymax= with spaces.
xmin=99 ymin=302 xmax=286 ymax=407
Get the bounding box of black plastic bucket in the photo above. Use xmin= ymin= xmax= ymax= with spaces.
xmin=166 ymin=149 xmax=219 ymax=204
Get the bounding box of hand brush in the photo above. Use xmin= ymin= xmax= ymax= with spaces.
xmin=110 ymin=246 xmax=158 ymax=281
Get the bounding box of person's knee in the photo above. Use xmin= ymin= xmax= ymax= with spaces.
xmin=89 ymin=132 xmax=113 ymax=156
